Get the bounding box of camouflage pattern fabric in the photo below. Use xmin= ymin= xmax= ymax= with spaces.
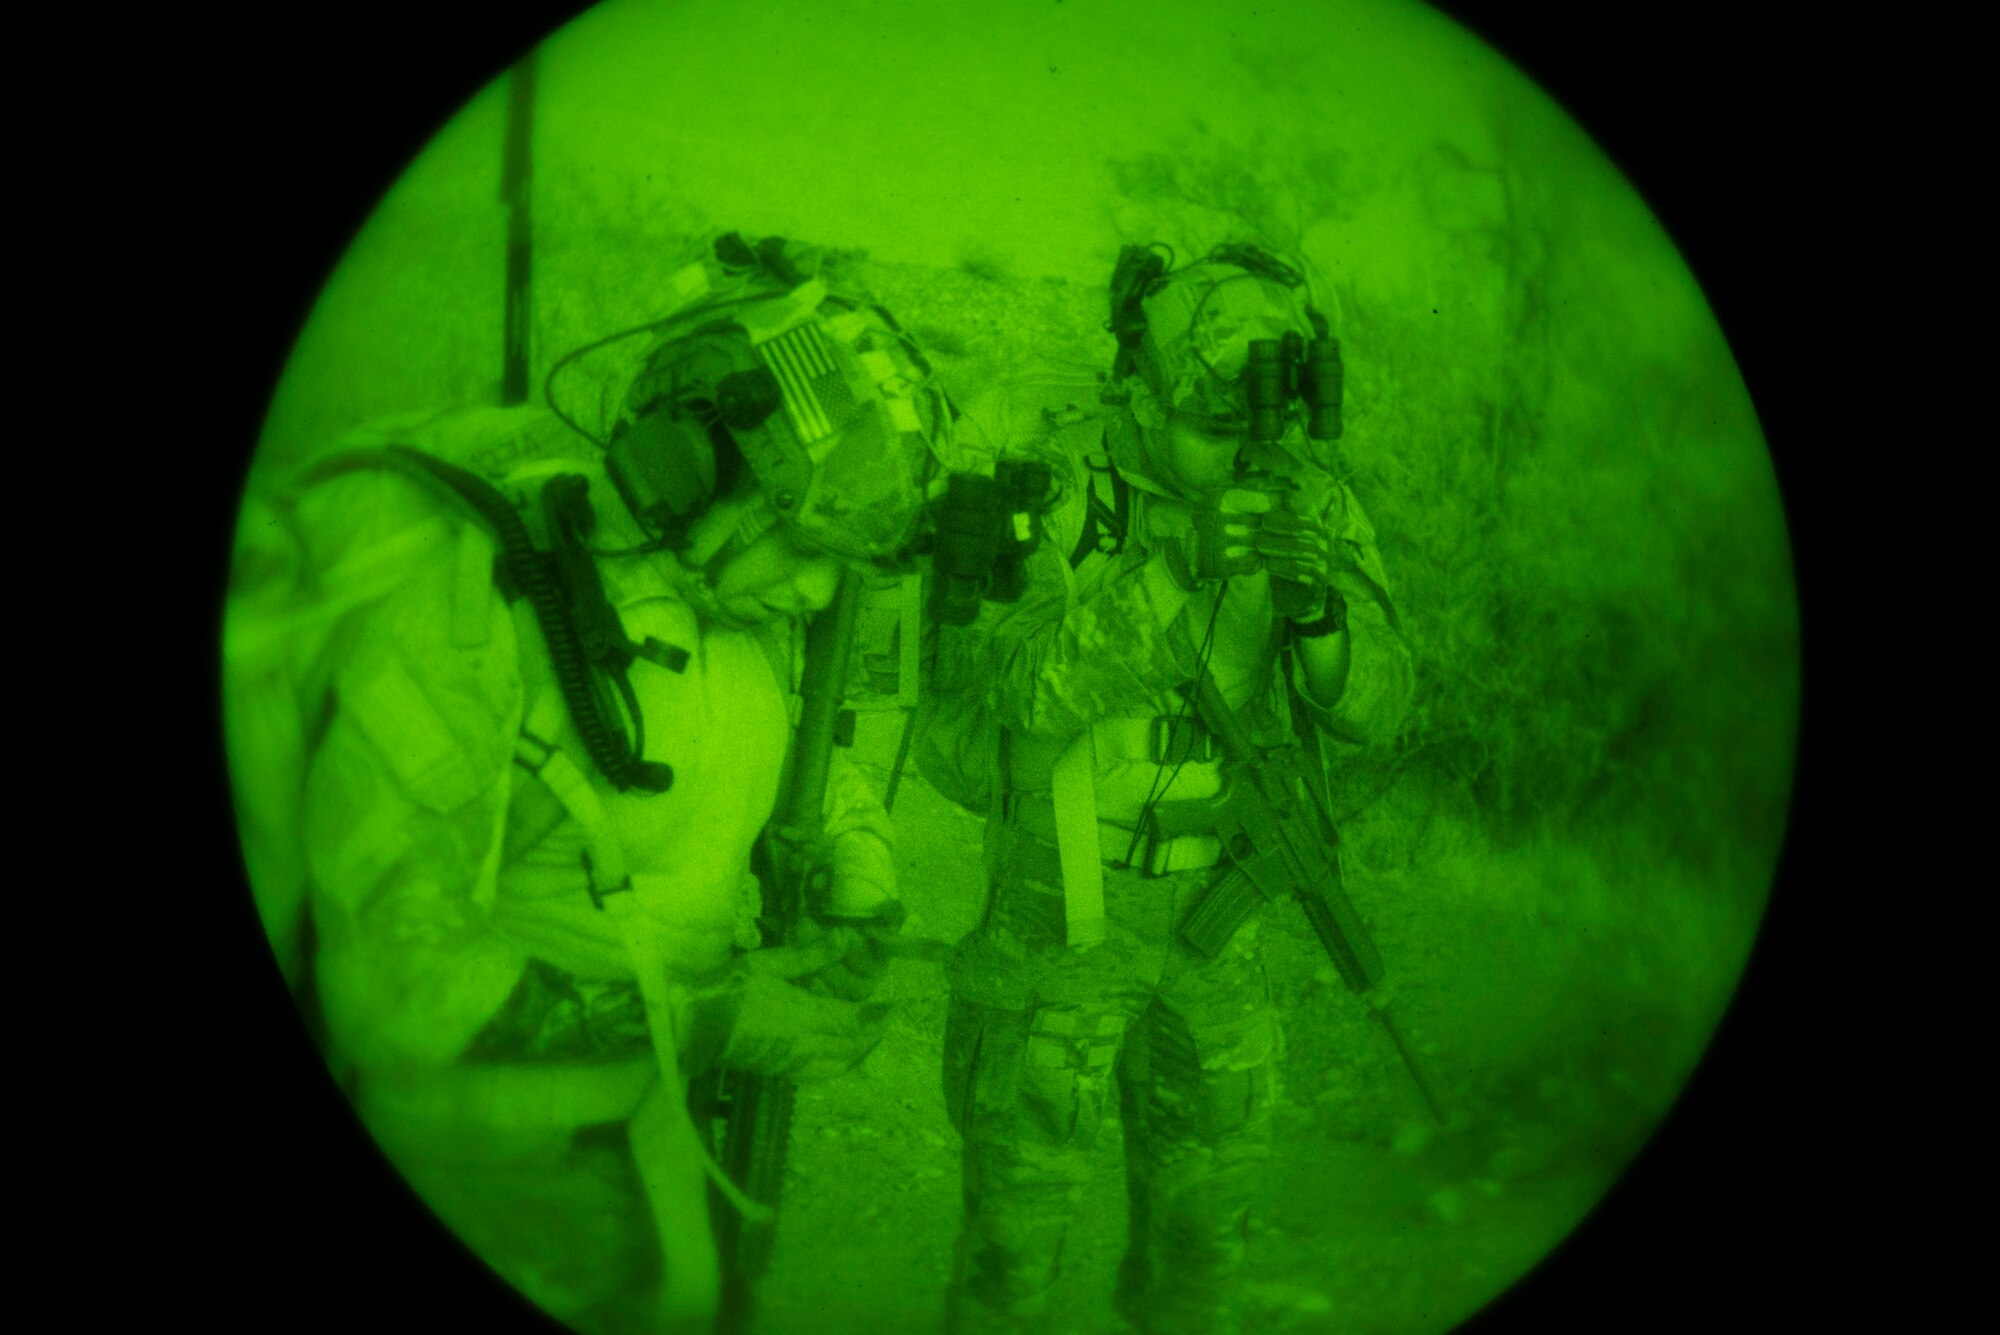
xmin=934 ymin=391 xmax=1412 ymax=1333
xmin=943 ymin=822 xmax=1279 ymax=1335
xmin=981 ymin=536 xmax=1205 ymax=740
xmin=1137 ymin=266 xmax=1314 ymax=429
xmin=614 ymin=246 xmax=962 ymax=565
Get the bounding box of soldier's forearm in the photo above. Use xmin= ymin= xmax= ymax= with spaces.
xmin=826 ymin=828 xmax=896 ymax=918
xmin=1295 ymin=602 xmax=1414 ymax=748
xmin=1137 ymin=545 xmax=1197 ymax=627
xmin=1295 ymin=625 xmax=1353 ymax=712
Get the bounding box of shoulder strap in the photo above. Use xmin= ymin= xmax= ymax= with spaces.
xmin=1049 ymin=729 xmax=1106 ymax=949
xmin=1066 ymin=486 xmax=1101 ymax=570
xmin=1106 ymin=459 xmax=1131 ymax=549
xmin=316 ymin=445 xmax=679 ymax=794
xmin=1064 ymin=462 xmax=1133 ymax=572
xmin=514 ymin=701 xmax=754 ymax=1326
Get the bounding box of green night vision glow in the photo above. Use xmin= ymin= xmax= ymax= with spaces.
xmin=221 ymin=2 xmax=1800 ymax=1333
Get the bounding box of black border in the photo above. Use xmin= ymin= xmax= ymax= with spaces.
xmin=44 ymin=1 xmax=1945 ymax=1328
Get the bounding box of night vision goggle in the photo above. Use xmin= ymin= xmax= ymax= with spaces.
xmin=924 ymin=456 xmax=1057 ymax=627
xmin=1243 ymin=329 xmax=1343 ymax=444
xmin=1107 ymin=242 xmax=1345 ymax=446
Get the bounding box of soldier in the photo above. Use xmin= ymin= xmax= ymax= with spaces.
xmin=223 ymin=234 xmax=952 ymax=1335
xmin=930 ymin=243 xmax=1416 ymax=1335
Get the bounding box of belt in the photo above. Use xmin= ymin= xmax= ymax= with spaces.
xmin=1006 ymin=715 xmax=1218 ymax=788
xmin=1004 ymin=793 xmax=1224 ymax=876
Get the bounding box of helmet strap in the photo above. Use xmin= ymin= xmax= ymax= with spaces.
xmin=687 ymin=488 xmax=781 ymax=584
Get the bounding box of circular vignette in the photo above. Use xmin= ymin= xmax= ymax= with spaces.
xmin=72 ymin=0 xmax=1921 ymax=1331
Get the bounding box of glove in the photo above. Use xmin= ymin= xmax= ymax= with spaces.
xmin=716 ymin=970 xmax=893 ymax=1082
xmin=732 ymin=901 xmax=905 ymax=1001
xmin=1158 ymin=495 xmax=1264 ymax=589
xmin=1190 ymin=503 xmax=1267 ymax=581
xmin=1253 ymin=500 xmax=1333 ymax=591
xmin=799 ymin=910 xmax=903 ymax=1005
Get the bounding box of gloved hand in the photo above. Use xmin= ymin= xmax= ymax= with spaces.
xmin=717 ymin=970 xmax=893 ymax=1083
xmin=1157 ymin=492 xmax=1264 ymax=589
xmin=797 ymin=909 xmax=904 ymax=1005
xmin=1188 ymin=501 xmax=1267 ymax=582
xmin=733 ymin=900 xmax=906 ymax=1001
xmin=1254 ymin=503 xmax=1333 ymax=583
xmin=1253 ymin=495 xmax=1337 ymax=611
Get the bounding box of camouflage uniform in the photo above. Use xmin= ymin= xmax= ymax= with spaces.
xmin=937 ymin=394 xmax=1413 ymax=1335
xmin=227 ymin=401 xmax=904 ymax=1334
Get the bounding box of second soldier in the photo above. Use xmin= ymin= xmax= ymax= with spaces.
xmin=928 ymin=244 xmax=1416 ymax=1335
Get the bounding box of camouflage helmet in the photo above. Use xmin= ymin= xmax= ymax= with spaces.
xmin=606 ymin=234 xmax=954 ymax=566
xmin=1123 ymin=244 xmax=1325 ymax=434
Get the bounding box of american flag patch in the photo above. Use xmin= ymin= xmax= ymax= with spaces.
xmin=758 ymin=323 xmax=862 ymax=447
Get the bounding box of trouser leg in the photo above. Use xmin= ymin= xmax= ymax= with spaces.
xmin=943 ymin=994 xmax=1133 ymax=1334
xmin=1120 ymin=924 xmax=1277 ymax=1335
xmin=1112 ymin=1006 xmax=1156 ymax=1329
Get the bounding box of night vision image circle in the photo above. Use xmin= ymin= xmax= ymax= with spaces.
xmin=221 ymin=1 xmax=1799 ymax=1332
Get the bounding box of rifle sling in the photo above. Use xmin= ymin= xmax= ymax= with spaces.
xmin=1280 ymin=643 xmax=1342 ymax=839
xmin=513 ymin=688 xmax=774 ymax=1263
xmin=1050 ymin=729 xmax=1108 ymax=948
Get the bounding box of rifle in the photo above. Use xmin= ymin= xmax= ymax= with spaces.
xmin=708 ymin=569 xmax=864 ymax=1334
xmin=1146 ymin=666 xmax=1446 ymax=1125
xmin=499 ymin=49 xmax=535 ymax=406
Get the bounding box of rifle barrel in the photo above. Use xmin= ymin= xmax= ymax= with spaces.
xmin=715 ymin=571 xmax=865 ymax=1334
xmin=500 ymin=51 xmax=535 ymax=406
xmin=1373 ymin=1004 xmax=1446 ymax=1126
xmin=784 ymin=571 xmax=864 ymax=831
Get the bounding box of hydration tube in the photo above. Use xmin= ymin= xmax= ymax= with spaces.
xmin=312 ymin=445 xmax=677 ymax=793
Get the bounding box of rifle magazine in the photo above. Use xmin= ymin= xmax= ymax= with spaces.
xmin=1178 ymin=867 xmax=1264 ymax=958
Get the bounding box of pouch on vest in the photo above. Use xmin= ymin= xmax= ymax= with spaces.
xmin=338 ymin=647 xmax=488 ymax=814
